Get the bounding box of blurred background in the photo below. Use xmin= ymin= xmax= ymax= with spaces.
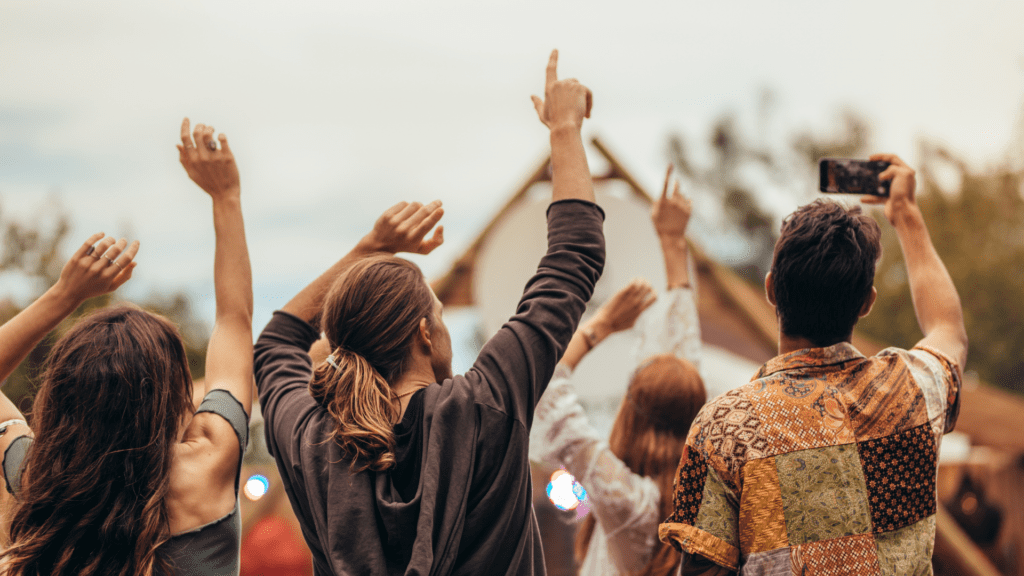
xmin=2 ymin=0 xmax=1024 ymax=574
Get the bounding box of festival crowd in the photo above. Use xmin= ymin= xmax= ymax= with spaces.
xmin=0 ymin=50 xmax=966 ymax=576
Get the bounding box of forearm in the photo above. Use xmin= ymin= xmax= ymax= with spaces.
xmin=204 ymin=195 xmax=255 ymax=411
xmin=211 ymin=195 xmax=253 ymax=322
xmin=560 ymin=317 xmax=612 ymax=371
xmin=660 ymin=235 xmax=691 ymax=288
xmin=280 ymin=239 xmax=380 ymax=323
xmin=0 ymin=286 xmax=80 ymax=384
xmin=549 ymin=125 xmax=594 ymax=204
xmin=893 ymin=207 xmax=966 ymax=344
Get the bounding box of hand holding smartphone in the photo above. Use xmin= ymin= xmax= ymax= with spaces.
xmin=819 ymin=158 xmax=891 ymax=197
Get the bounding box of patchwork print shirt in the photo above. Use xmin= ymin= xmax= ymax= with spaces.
xmin=659 ymin=343 xmax=961 ymax=575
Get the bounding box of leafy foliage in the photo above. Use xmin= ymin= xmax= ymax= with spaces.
xmin=858 ymin=145 xmax=1024 ymax=393
xmin=668 ymin=95 xmax=1024 ymax=395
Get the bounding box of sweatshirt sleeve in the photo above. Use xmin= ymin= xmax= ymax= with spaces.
xmin=253 ymin=311 xmax=323 ymax=460
xmin=467 ymin=199 xmax=605 ymax=427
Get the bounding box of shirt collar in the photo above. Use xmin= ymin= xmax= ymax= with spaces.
xmin=754 ymin=341 xmax=865 ymax=380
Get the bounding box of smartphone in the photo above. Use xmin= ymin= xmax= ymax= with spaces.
xmin=819 ymin=158 xmax=891 ymax=196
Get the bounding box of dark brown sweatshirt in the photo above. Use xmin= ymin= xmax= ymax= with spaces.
xmin=254 ymin=199 xmax=605 ymax=576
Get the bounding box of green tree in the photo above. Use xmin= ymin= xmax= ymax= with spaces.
xmin=668 ymin=94 xmax=1024 ymax=395
xmin=667 ymin=92 xmax=868 ymax=282
xmin=858 ymin=143 xmax=1024 ymax=394
xmin=0 ymin=199 xmax=209 ymax=412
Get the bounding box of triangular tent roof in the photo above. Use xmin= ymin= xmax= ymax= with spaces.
xmin=431 ymin=136 xmax=1024 ymax=452
xmin=430 ymin=137 xmax=1023 ymax=575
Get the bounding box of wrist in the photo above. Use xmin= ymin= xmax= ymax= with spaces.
xmin=354 ymin=235 xmax=388 ymax=255
xmin=583 ymin=316 xmax=613 ymax=346
xmin=890 ymin=201 xmax=923 ymax=228
xmin=44 ymin=282 xmax=84 ymax=315
xmin=658 ymin=233 xmax=688 ymax=250
xmin=548 ymin=122 xmax=582 ymax=138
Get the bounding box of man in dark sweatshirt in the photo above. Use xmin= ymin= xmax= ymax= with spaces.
xmin=254 ymin=49 xmax=604 ymax=575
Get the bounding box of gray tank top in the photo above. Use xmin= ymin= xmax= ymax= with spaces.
xmin=3 ymin=389 xmax=249 ymax=576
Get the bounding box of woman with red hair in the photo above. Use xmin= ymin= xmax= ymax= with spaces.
xmin=531 ymin=167 xmax=706 ymax=576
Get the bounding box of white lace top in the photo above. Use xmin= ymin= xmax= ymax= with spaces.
xmin=530 ymin=287 xmax=702 ymax=576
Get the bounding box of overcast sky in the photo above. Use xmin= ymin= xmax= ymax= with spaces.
xmin=2 ymin=0 xmax=1023 ymax=333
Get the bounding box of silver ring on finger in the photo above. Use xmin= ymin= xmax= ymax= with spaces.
xmin=111 ymin=259 xmax=125 ymax=270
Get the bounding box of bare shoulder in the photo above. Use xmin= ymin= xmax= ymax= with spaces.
xmin=166 ymin=413 xmax=242 ymax=534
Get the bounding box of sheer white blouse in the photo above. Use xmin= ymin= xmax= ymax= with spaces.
xmin=530 ymin=287 xmax=703 ymax=576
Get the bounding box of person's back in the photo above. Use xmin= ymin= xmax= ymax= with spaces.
xmin=254 ymin=50 xmax=605 ymax=575
xmin=660 ymin=155 xmax=968 ymax=576
xmin=0 ymin=118 xmax=255 ymax=576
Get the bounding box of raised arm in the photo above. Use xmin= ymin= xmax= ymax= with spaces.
xmin=633 ymin=166 xmax=702 ymax=368
xmin=560 ymin=280 xmax=657 ymax=370
xmin=177 ymin=118 xmax=254 ymax=417
xmin=531 ymin=49 xmax=595 ymax=205
xmin=862 ymin=153 xmax=968 ymax=368
xmin=281 ymin=201 xmax=444 ymax=323
xmin=0 ymin=233 xmax=138 ymax=452
xmin=253 ymin=201 xmax=443 ymax=459
xmin=652 ymin=164 xmax=693 ymax=290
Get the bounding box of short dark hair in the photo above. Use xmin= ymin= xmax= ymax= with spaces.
xmin=770 ymin=199 xmax=881 ymax=346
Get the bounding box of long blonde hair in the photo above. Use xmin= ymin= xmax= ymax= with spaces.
xmin=308 ymin=255 xmax=434 ymax=472
xmin=576 ymin=354 xmax=705 ymax=576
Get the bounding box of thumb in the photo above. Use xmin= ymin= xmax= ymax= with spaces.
xmin=419 ymin=226 xmax=444 ymax=254
xmin=531 ymin=95 xmax=545 ymax=120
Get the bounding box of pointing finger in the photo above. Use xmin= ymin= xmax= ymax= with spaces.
xmin=545 ymin=49 xmax=558 ymax=88
xmin=180 ymin=118 xmax=193 ymax=149
xmin=662 ymin=164 xmax=674 ymax=199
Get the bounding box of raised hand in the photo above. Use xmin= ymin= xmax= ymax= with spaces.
xmin=362 ymin=201 xmax=445 ymax=255
xmin=592 ymin=279 xmax=657 ymax=335
xmin=652 ymin=164 xmax=693 ymax=238
xmin=861 ymin=153 xmax=916 ymax=224
xmin=56 ymin=232 xmax=140 ymax=303
xmin=178 ymin=118 xmax=240 ymax=199
xmin=530 ymin=50 xmax=593 ymax=130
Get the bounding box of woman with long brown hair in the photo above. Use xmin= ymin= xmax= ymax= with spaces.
xmin=530 ymin=166 xmax=706 ymax=576
xmin=0 ymin=118 xmax=253 ymax=576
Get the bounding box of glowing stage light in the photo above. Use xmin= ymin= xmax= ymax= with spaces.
xmin=244 ymin=474 xmax=270 ymax=501
xmin=546 ymin=469 xmax=587 ymax=511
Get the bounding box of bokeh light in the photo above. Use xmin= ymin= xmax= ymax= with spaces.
xmin=546 ymin=469 xmax=588 ymax=512
xmin=244 ymin=474 xmax=269 ymax=501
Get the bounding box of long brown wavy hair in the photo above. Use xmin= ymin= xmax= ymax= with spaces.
xmin=575 ymin=354 xmax=705 ymax=576
xmin=0 ymin=306 xmax=194 ymax=576
xmin=309 ymin=255 xmax=434 ymax=472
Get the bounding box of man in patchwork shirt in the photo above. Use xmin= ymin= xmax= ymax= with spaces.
xmin=660 ymin=153 xmax=967 ymax=576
